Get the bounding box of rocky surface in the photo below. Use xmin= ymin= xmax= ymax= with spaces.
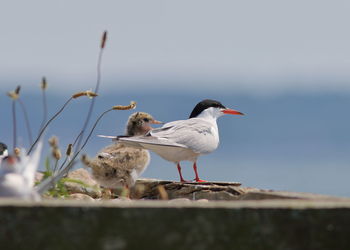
xmin=64 ymin=168 xmax=102 ymax=198
xmin=131 ymin=179 xmax=342 ymax=201
xmin=66 ymin=193 xmax=96 ymax=201
xmin=53 ymin=168 xmax=342 ymax=202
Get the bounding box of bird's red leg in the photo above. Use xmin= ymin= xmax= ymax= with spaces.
xmin=177 ymin=163 xmax=187 ymax=182
xmin=193 ymin=162 xmax=207 ymax=182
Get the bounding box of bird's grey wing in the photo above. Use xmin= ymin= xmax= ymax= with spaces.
xmin=97 ymin=135 xmax=117 ymax=139
xmin=118 ymin=136 xmax=187 ymax=149
xmin=149 ymin=118 xmax=218 ymax=154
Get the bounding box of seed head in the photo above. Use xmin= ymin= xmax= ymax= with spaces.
xmin=101 ymin=31 xmax=108 ymax=49
xmin=48 ymin=136 xmax=59 ymax=148
xmin=72 ymin=90 xmax=98 ymax=99
xmin=41 ymin=77 xmax=47 ymax=90
xmin=14 ymin=147 xmax=21 ymax=157
xmin=52 ymin=147 xmax=61 ymax=160
xmin=66 ymin=144 xmax=73 ymax=156
xmin=7 ymin=85 xmax=21 ymax=100
xmin=112 ymin=101 xmax=137 ymax=110
xmin=15 ymin=86 xmax=21 ymax=95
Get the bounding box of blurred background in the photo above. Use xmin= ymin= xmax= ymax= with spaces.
xmin=1 ymin=0 xmax=350 ymax=196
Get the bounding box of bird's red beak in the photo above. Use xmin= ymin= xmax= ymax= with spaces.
xmin=222 ymin=108 xmax=244 ymax=115
xmin=150 ymin=119 xmax=164 ymax=124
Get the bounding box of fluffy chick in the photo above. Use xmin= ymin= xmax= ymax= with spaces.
xmin=89 ymin=112 xmax=161 ymax=189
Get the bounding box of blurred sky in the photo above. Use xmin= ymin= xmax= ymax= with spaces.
xmin=1 ymin=0 xmax=350 ymax=94
xmin=1 ymin=1 xmax=350 ymax=197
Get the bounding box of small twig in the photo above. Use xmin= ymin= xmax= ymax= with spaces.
xmin=7 ymin=86 xmax=20 ymax=151
xmin=18 ymin=99 xmax=33 ymax=146
xmin=40 ymin=77 xmax=48 ymax=131
xmin=75 ymin=31 xmax=108 ymax=152
xmin=12 ymin=100 xmax=17 ymax=151
xmin=72 ymin=130 xmax=83 ymax=147
xmin=53 ymin=159 xmax=59 ymax=173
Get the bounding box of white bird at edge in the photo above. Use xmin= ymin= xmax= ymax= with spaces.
xmin=0 ymin=141 xmax=43 ymax=200
xmin=98 ymin=99 xmax=244 ymax=183
xmin=0 ymin=142 xmax=8 ymax=165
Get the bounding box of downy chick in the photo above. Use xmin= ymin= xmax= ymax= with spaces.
xmin=89 ymin=112 xmax=162 ymax=189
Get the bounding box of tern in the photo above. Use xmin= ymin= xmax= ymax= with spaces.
xmin=101 ymin=99 xmax=244 ymax=182
xmin=0 ymin=141 xmax=42 ymax=200
xmin=0 ymin=143 xmax=8 ymax=165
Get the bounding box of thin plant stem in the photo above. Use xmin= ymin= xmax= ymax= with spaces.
xmin=75 ymin=33 xmax=106 ymax=152
xmin=28 ymin=97 xmax=73 ymax=155
xmin=53 ymin=159 xmax=59 ymax=173
xmin=73 ymin=130 xmax=83 ymax=147
xmin=58 ymin=156 xmax=69 ymax=172
xmin=40 ymin=88 xmax=48 ymax=131
xmin=18 ymin=99 xmax=33 ymax=146
xmin=12 ymin=101 xmax=17 ymax=151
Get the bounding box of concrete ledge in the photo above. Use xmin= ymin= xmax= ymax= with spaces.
xmin=1 ymin=199 xmax=350 ymax=250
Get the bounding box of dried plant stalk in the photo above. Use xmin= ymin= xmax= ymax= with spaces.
xmin=74 ymin=30 xmax=108 ymax=151
xmin=112 ymin=101 xmax=137 ymax=110
xmin=72 ymin=90 xmax=98 ymax=99
xmin=40 ymin=77 xmax=48 ymax=131
xmin=6 ymin=85 xmax=21 ymax=150
xmin=15 ymin=86 xmax=21 ymax=95
xmin=7 ymin=85 xmax=33 ymax=146
xmin=11 ymin=100 xmax=17 ymax=150
xmin=18 ymin=99 xmax=33 ymax=145
xmin=101 ymin=31 xmax=108 ymax=49
xmin=41 ymin=77 xmax=47 ymax=90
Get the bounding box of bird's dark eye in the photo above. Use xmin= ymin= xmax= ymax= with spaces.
xmin=143 ymin=118 xmax=149 ymax=122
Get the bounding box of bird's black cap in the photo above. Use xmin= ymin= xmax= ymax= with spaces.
xmin=189 ymin=99 xmax=226 ymax=118
xmin=0 ymin=142 xmax=8 ymax=156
